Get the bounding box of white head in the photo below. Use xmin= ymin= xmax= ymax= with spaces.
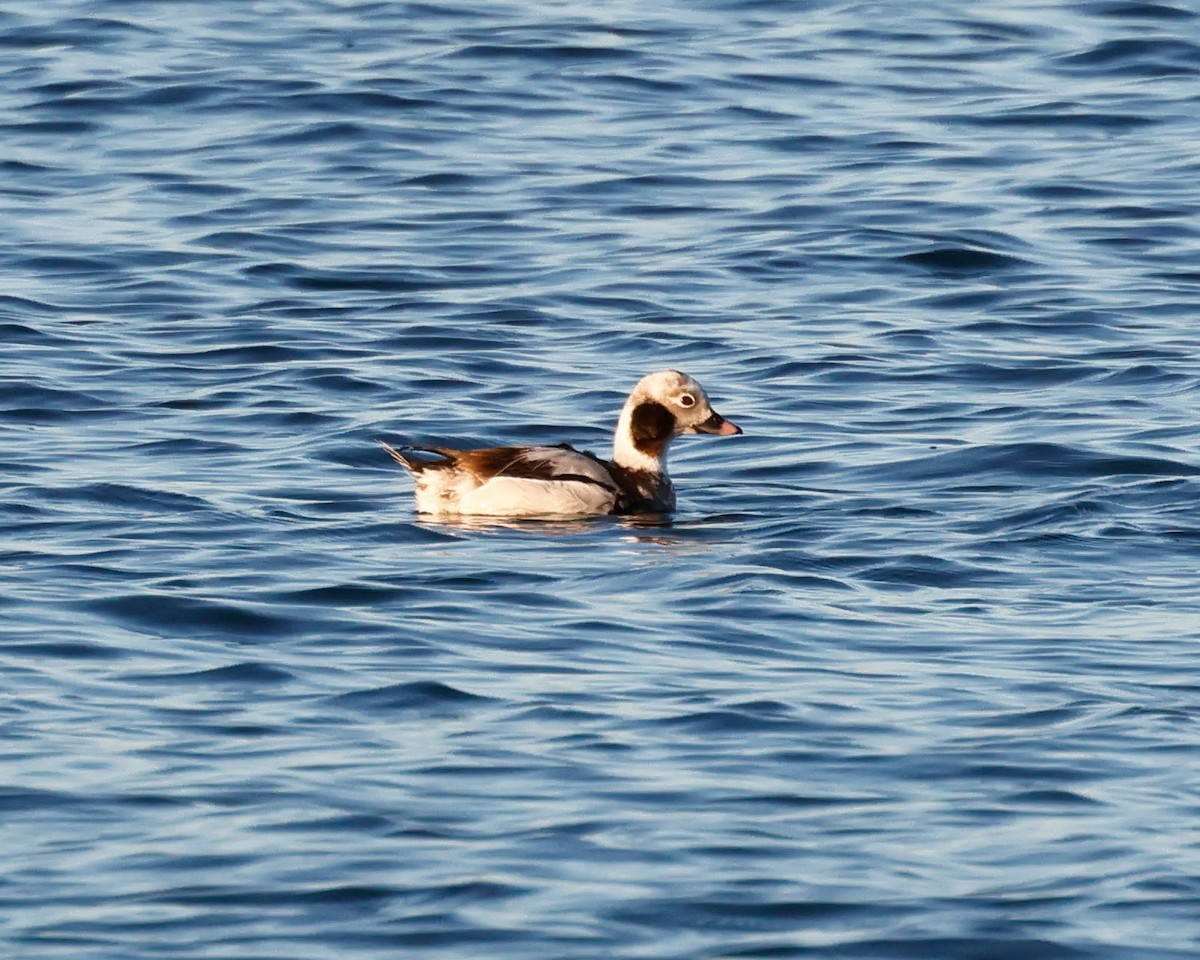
xmin=612 ymin=370 xmax=741 ymax=473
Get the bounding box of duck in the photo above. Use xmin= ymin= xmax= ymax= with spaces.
xmin=381 ymin=370 xmax=741 ymax=518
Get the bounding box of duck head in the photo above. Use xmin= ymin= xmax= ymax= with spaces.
xmin=612 ymin=370 xmax=741 ymax=472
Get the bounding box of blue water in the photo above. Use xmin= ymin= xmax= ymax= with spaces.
xmin=3 ymin=1 xmax=1200 ymax=957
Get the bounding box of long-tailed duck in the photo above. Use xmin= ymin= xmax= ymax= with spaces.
xmin=381 ymin=370 xmax=741 ymax=518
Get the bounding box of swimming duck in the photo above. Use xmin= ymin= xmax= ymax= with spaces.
xmin=381 ymin=370 xmax=741 ymax=518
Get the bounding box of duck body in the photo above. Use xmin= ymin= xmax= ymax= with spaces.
xmin=383 ymin=370 xmax=740 ymax=519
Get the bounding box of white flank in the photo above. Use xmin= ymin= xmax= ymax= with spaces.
xmin=456 ymin=477 xmax=616 ymax=517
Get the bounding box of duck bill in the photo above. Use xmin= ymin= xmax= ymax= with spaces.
xmin=694 ymin=411 xmax=742 ymax=436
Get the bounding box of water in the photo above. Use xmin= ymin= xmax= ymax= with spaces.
xmin=3 ymin=1 xmax=1200 ymax=957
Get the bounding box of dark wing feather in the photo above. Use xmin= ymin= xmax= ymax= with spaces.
xmin=462 ymin=445 xmax=618 ymax=490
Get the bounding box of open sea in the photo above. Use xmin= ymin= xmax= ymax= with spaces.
xmin=3 ymin=2 xmax=1200 ymax=958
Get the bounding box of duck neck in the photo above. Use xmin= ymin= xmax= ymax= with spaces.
xmin=612 ymin=399 xmax=673 ymax=476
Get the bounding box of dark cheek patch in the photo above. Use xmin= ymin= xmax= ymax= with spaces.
xmin=630 ymin=401 xmax=675 ymax=457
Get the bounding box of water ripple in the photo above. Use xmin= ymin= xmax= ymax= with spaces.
xmin=3 ymin=1 xmax=1200 ymax=958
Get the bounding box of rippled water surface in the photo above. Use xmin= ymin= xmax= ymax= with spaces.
xmin=4 ymin=2 xmax=1200 ymax=958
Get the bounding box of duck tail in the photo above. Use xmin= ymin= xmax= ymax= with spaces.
xmin=379 ymin=441 xmax=415 ymax=470
xmin=379 ymin=441 xmax=454 ymax=473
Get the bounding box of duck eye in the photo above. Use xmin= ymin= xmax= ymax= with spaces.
xmin=678 ymin=393 xmax=696 ymax=408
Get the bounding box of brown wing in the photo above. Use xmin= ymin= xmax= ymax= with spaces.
xmin=459 ymin=445 xmax=618 ymax=491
